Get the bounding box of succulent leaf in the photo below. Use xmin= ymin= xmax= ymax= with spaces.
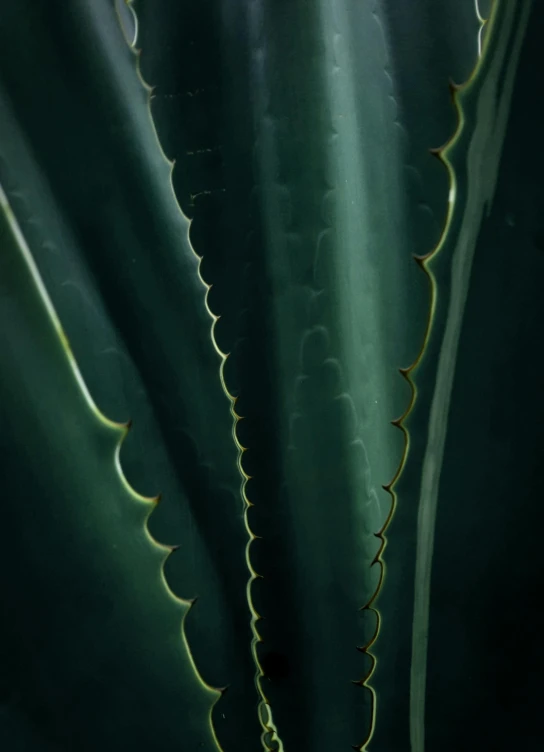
xmin=0 ymin=0 xmax=257 ymax=747
xmin=400 ymin=2 xmax=543 ymax=749
xmin=130 ymin=1 xmax=490 ymax=749
xmin=0 ymin=0 xmax=542 ymax=749
xmin=0 ymin=184 xmax=218 ymax=749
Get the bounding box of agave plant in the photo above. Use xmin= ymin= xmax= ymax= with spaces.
xmin=0 ymin=0 xmax=542 ymax=750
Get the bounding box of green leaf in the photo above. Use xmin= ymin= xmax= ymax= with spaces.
xmin=0 ymin=2 xmax=258 ymax=747
xmin=385 ymin=1 xmax=538 ymax=749
xmin=0 ymin=185 xmax=218 ymax=749
xmin=2 ymin=0 xmax=541 ymax=748
xmin=131 ymin=1 xmax=486 ymax=749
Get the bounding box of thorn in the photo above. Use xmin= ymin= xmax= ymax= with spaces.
xmin=448 ymin=77 xmax=461 ymax=100
xmin=168 ymin=544 xmax=182 ymax=553
xmin=124 ymin=418 xmax=133 ymax=431
xmin=429 ymin=146 xmax=443 ymax=160
xmin=187 ymin=596 xmax=198 ymax=607
xmin=152 ymin=492 xmax=162 ymax=505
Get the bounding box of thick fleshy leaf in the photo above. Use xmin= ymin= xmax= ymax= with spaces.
xmin=386 ymin=2 xmax=538 ymax=750
xmin=2 ymin=0 xmax=541 ymax=749
xmin=0 ymin=186 xmax=218 ymax=750
xmin=132 ymin=0 xmax=482 ymax=749
xmin=0 ymin=2 xmax=257 ymax=747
